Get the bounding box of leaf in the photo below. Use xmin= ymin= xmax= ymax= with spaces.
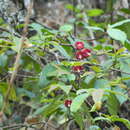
xmin=33 ymin=105 xmax=49 ymax=116
xmin=59 ymin=24 xmax=73 ymax=32
xmin=33 ymin=100 xmax=62 ymax=117
xmin=124 ymin=40 xmax=130 ymax=51
xmin=110 ymin=19 xmax=130 ymax=28
xmin=65 ymin=4 xmax=73 ymax=11
xmin=66 ymin=74 xmax=75 ymax=81
xmin=102 ymin=59 xmax=113 ymax=70
xmin=30 ymin=23 xmax=43 ymax=33
xmin=16 ymin=88 xmax=36 ymax=98
xmin=88 ymin=125 xmax=101 ymax=130
xmin=0 ymin=54 xmax=7 ymax=67
xmin=70 ymin=93 xmax=89 ymax=112
xmin=58 ymin=82 xmax=72 ymax=94
xmin=87 ymin=9 xmax=104 ymax=17
xmin=54 ymin=43 xmax=71 ymax=59
xmin=107 ymin=28 xmax=127 ymax=43
xmin=93 ymin=117 xmax=111 ymax=123
xmin=91 ymin=66 xmax=102 ymax=72
xmin=73 ymin=113 xmax=84 ymax=130
xmin=107 ymin=93 xmax=120 ymax=115
xmin=120 ymin=8 xmax=130 ymax=14
xmin=49 ymin=82 xmax=72 ymax=94
xmin=38 ymin=63 xmax=56 ymax=87
xmin=120 ymin=60 xmax=130 ymax=78
xmin=113 ymin=87 xmax=127 ymax=104
xmin=94 ymin=79 xmax=110 ymax=89
xmin=116 ymin=47 xmax=126 ymax=55
xmin=109 ymin=116 xmax=130 ymax=129
xmin=84 ymin=73 xmax=95 ymax=84
xmin=0 ymin=82 xmax=16 ymax=101
xmin=0 ymin=94 xmax=3 ymax=109
xmin=12 ymin=37 xmax=22 ymax=52
xmin=92 ymin=89 xmax=104 ymax=103
xmin=85 ymin=26 xmax=104 ymax=32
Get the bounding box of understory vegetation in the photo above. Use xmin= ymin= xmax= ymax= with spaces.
xmin=0 ymin=0 xmax=130 ymax=129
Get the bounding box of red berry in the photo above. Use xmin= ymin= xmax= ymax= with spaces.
xmin=81 ymin=48 xmax=91 ymax=58
xmin=72 ymin=66 xmax=84 ymax=72
xmin=75 ymin=51 xmax=84 ymax=60
xmin=64 ymin=100 xmax=72 ymax=107
xmin=75 ymin=41 xmax=84 ymax=50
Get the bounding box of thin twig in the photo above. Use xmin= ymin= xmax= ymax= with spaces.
xmin=1 ymin=1 xmax=33 ymax=114
xmin=86 ymin=63 xmax=130 ymax=75
xmin=1 ymin=121 xmax=58 ymax=129
xmin=0 ymin=75 xmax=9 ymax=82
xmin=0 ymin=27 xmax=10 ymax=33
xmin=72 ymin=0 xmax=77 ymax=36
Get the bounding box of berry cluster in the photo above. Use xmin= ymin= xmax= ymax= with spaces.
xmin=75 ymin=41 xmax=91 ymax=60
xmin=64 ymin=42 xmax=91 ymax=108
xmin=72 ymin=41 xmax=91 ymax=72
xmin=64 ymin=99 xmax=72 ymax=107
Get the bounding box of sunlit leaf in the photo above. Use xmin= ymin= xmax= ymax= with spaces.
xmin=92 ymin=89 xmax=104 ymax=103
xmin=59 ymin=24 xmax=73 ymax=32
xmin=107 ymin=28 xmax=127 ymax=43
xmin=70 ymin=93 xmax=89 ymax=112
xmin=107 ymin=93 xmax=120 ymax=115
xmin=87 ymin=9 xmax=104 ymax=17
xmin=110 ymin=19 xmax=130 ymax=28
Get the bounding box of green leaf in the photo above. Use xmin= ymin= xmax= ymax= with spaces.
xmin=85 ymin=26 xmax=104 ymax=32
xmin=66 ymin=74 xmax=75 ymax=81
xmin=120 ymin=60 xmax=130 ymax=78
xmin=58 ymin=82 xmax=72 ymax=94
xmin=38 ymin=63 xmax=56 ymax=87
xmin=88 ymin=125 xmax=101 ymax=130
xmin=92 ymin=89 xmax=104 ymax=103
xmin=84 ymin=73 xmax=95 ymax=85
xmin=113 ymin=87 xmax=127 ymax=104
xmin=65 ymin=4 xmax=73 ymax=11
xmin=0 ymin=82 xmax=16 ymax=101
xmin=49 ymin=82 xmax=72 ymax=94
xmin=94 ymin=79 xmax=110 ymax=89
xmin=0 ymin=54 xmax=7 ymax=67
xmin=102 ymin=59 xmax=113 ymax=70
xmin=91 ymin=66 xmax=102 ymax=72
xmin=12 ymin=37 xmax=22 ymax=52
xmin=30 ymin=23 xmax=43 ymax=33
xmin=110 ymin=19 xmax=130 ymax=28
xmin=87 ymin=9 xmax=104 ymax=17
xmin=16 ymin=88 xmax=36 ymax=98
xmin=0 ymin=94 xmax=3 ymax=109
xmin=120 ymin=8 xmax=130 ymax=14
xmin=59 ymin=24 xmax=73 ymax=32
xmin=107 ymin=93 xmax=120 ymax=115
xmin=33 ymin=105 xmax=47 ymax=116
xmin=109 ymin=116 xmax=130 ymax=129
xmin=124 ymin=40 xmax=130 ymax=51
xmin=93 ymin=117 xmax=111 ymax=123
xmin=73 ymin=113 xmax=84 ymax=130
xmin=116 ymin=47 xmax=126 ymax=54
xmin=107 ymin=28 xmax=127 ymax=43
xmin=54 ymin=43 xmax=71 ymax=59
xmin=33 ymin=100 xmax=62 ymax=117
xmin=70 ymin=93 xmax=89 ymax=112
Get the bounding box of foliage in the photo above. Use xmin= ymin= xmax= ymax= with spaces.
xmin=0 ymin=1 xmax=130 ymax=130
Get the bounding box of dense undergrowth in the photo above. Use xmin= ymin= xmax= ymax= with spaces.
xmin=0 ymin=2 xmax=130 ymax=130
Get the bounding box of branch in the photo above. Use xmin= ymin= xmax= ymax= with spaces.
xmin=0 ymin=1 xmax=33 ymax=115
xmin=86 ymin=63 xmax=130 ymax=75
xmin=72 ymin=0 xmax=77 ymax=36
xmin=1 ymin=121 xmax=58 ymax=129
